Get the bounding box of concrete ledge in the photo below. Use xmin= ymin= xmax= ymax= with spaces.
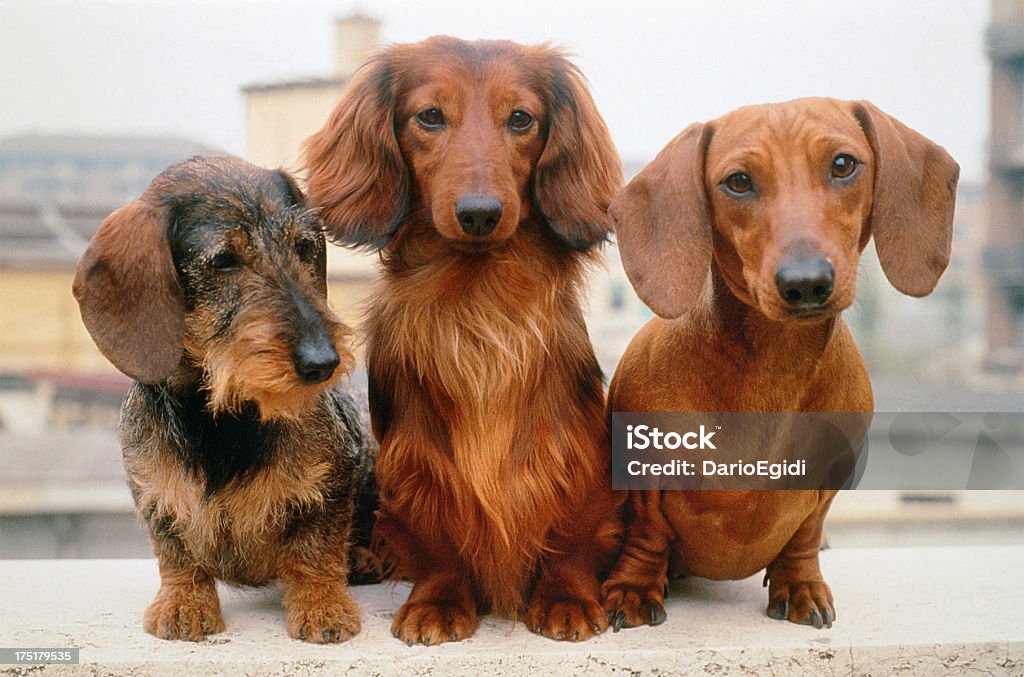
xmin=2 ymin=547 xmax=1022 ymax=675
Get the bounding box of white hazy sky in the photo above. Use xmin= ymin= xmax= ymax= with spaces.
xmin=0 ymin=0 xmax=990 ymax=181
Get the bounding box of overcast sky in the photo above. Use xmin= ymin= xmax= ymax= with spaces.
xmin=0 ymin=1 xmax=990 ymax=181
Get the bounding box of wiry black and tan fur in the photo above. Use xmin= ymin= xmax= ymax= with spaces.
xmin=73 ymin=155 xmax=378 ymax=643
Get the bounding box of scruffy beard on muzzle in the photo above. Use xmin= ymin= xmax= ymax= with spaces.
xmin=198 ymin=315 xmax=354 ymax=422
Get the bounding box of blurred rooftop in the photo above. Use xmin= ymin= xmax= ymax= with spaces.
xmin=0 ymin=133 xmax=220 ymax=268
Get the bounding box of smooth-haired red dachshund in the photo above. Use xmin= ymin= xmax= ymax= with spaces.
xmin=604 ymin=98 xmax=958 ymax=630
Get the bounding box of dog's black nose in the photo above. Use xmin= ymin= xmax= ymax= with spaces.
xmin=455 ymin=193 xmax=502 ymax=236
xmin=775 ymin=253 xmax=835 ymax=311
xmin=293 ymin=338 xmax=340 ymax=384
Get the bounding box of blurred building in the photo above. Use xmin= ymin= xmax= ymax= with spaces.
xmin=243 ymin=13 xmax=380 ymax=174
xmin=985 ymin=0 xmax=1024 ymax=376
xmin=241 ymin=12 xmax=382 ymax=314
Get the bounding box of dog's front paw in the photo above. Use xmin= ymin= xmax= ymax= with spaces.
xmin=143 ymin=583 xmax=225 ymax=641
xmin=286 ymin=586 xmax=361 ymax=643
xmin=766 ymin=580 xmax=835 ymax=629
xmin=528 ymin=592 xmax=607 ymax=641
xmin=600 ymin=578 xmax=667 ymax=632
xmin=391 ymin=600 xmax=478 ymax=646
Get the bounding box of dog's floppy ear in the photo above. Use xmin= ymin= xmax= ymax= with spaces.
xmin=73 ymin=199 xmax=185 ymax=383
xmin=852 ymin=101 xmax=959 ymax=297
xmin=303 ymin=54 xmax=409 ymax=250
xmin=611 ymin=123 xmax=714 ymax=319
xmin=533 ymin=55 xmax=622 ymax=251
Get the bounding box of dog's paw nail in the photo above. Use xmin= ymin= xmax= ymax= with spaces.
xmin=593 ymin=623 xmax=601 ymax=633
xmin=646 ymin=602 xmax=667 ymax=625
xmin=767 ymin=598 xmax=789 ymax=620
xmin=535 ymin=624 xmax=542 ymax=633
xmin=450 ymin=632 xmax=458 ymax=642
xmin=605 ymin=611 xmax=613 ymax=625
xmin=807 ymin=608 xmax=823 ymax=629
xmin=613 ymin=610 xmax=626 ymax=632
xmin=406 ymin=639 xmax=413 ymax=647
xmin=572 ymin=631 xmax=579 ymax=641
xmin=823 ymin=608 xmax=833 ymax=628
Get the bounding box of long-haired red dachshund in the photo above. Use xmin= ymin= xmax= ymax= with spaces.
xmin=303 ymin=37 xmax=624 ymax=645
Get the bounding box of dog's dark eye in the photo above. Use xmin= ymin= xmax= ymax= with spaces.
xmin=210 ymin=252 xmax=242 ymax=271
xmin=831 ymin=154 xmax=859 ymax=179
xmin=295 ymin=239 xmax=319 ymax=263
xmin=723 ymin=172 xmax=754 ymax=196
xmin=416 ymin=107 xmax=446 ymax=129
xmin=508 ymin=110 xmax=534 ymax=131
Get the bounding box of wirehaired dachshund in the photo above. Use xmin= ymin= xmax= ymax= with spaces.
xmin=303 ymin=36 xmax=624 ymax=644
xmin=603 ymin=98 xmax=958 ymax=629
xmin=73 ymin=155 xmax=379 ymax=642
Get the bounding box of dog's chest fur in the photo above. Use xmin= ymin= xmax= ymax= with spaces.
xmin=120 ymin=383 xmax=337 ymax=585
xmin=369 ymin=245 xmax=606 ymax=609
